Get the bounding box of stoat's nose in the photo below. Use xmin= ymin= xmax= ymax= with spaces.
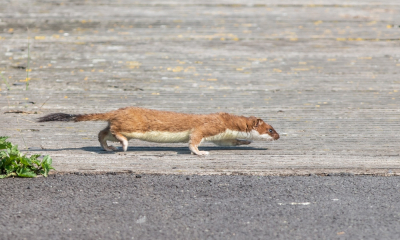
xmin=274 ymin=133 xmax=280 ymax=140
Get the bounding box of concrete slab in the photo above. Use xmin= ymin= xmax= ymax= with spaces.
xmin=1 ymin=0 xmax=399 ymax=175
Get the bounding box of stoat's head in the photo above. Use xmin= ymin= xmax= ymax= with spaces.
xmin=250 ymin=118 xmax=280 ymax=141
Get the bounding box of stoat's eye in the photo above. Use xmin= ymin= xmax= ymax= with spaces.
xmin=269 ymin=129 xmax=273 ymax=133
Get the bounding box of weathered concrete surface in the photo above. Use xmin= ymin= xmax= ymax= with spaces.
xmin=1 ymin=0 xmax=400 ymax=175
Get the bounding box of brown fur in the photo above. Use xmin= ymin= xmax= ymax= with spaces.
xmin=39 ymin=107 xmax=279 ymax=155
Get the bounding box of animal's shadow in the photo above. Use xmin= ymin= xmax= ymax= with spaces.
xmin=27 ymin=146 xmax=268 ymax=155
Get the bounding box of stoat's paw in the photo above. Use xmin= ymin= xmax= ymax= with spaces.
xmin=196 ymin=151 xmax=210 ymax=156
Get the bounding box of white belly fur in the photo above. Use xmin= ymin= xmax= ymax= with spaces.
xmin=119 ymin=129 xmax=270 ymax=143
xmin=204 ymin=129 xmax=251 ymax=141
xmin=121 ymin=130 xmax=191 ymax=143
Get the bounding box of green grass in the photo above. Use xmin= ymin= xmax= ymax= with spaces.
xmin=0 ymin=136 xmax=54 ymax=178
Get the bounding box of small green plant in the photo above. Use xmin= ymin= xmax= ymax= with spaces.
xmin=0 ymin=136 xmax=54 ymax=178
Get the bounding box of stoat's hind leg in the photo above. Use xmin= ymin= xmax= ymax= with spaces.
xmin=98 ymin=128 xmax=118 ymax=151
xmin=212 ymin=139 xmax=252 ymax=146
xmin=113 ymin=132 xmax=129 ymax=152
xmin=189 ymin=131 xmax=209 ymax=155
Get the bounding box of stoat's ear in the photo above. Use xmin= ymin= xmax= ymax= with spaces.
xmin=253 ymin=118 xmax=263 ymax=129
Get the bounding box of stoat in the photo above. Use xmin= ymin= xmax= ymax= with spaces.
xmin=38 ymin=107 xmax=279 ymax=155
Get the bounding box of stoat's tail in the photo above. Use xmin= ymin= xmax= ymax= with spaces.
xmin=38 ymin=113 xmax=110 ymax=122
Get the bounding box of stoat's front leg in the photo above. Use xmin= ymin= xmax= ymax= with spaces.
xmin=188 ymin=131 xmax=209 ymax=155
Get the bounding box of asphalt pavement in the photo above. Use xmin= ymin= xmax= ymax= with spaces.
xmin=1 ymin=174 xmax=400 ymax=239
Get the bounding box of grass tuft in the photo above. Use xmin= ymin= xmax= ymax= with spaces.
xmin=0 ymin=136 xmax=54 ymax=178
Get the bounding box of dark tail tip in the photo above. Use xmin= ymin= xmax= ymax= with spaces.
xmin=37 ymin=113 xmax=79 ymax=122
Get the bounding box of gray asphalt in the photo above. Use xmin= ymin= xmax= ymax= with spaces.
xmin=1 ymin=174 xmax=400 ymax=239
